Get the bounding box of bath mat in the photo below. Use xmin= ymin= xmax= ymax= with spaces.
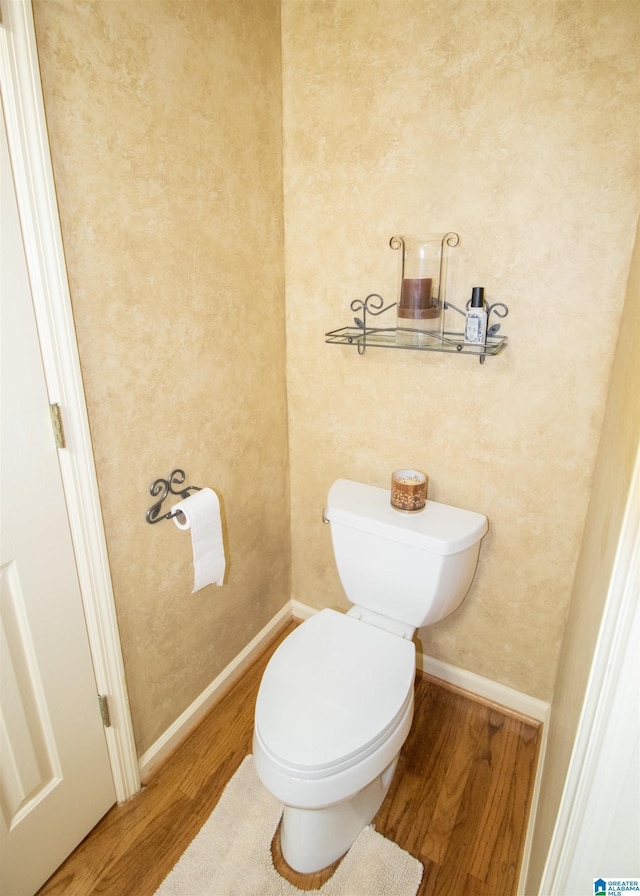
xmin=154 ymin=754 xmax=423 ymax=896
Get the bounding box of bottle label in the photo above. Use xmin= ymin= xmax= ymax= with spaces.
xmin=465 ymin=312 xmax=486 ymax=344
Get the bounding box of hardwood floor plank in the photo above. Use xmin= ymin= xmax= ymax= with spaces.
xmin=469 ymin=714 xmax=526 ymax=887
xmin=37 ymin=621 xmax=541 ymax=896
xmin=423 ymin=707 xmax=494 ymax=894
xmin=482 ymin=720 xmax=541 ymax=896
xmin=418 ymin=860 xmax=442 ymax=894
xmin=464 ymin=873 xmax=494 ymax=896
xmin=375 ymin=679 xmax=453 ymax=854
xmin=421 ymin=700 xmax=488 ymax=864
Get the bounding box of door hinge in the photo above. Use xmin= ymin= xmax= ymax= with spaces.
xmin=98 ymin=694 xmax=111 ymax=728
xmin=49 ymin=403 xmax=66 ymax=448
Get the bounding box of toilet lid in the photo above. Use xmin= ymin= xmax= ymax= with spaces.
xmin=255 ymin=609 xmax=415 ymax=774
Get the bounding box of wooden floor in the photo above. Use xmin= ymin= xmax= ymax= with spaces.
xmin=37 ymin=622 xmax=541 ymax=896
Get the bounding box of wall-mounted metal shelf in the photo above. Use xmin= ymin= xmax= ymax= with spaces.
xmin=325 ymin=325 xmax=508 ymax=358
xmin=325 ymin=293 xmax=509 ymax=364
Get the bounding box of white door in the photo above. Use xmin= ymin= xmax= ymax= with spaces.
xmin=1 ymin=97 xmax=116 ymax=896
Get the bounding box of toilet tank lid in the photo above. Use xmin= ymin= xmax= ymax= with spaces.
xmin=326 ymin=479 xmax=488 ymax=555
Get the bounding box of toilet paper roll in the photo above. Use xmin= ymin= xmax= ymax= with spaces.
xmin=172 ymin=488 xmax=226 ymax=591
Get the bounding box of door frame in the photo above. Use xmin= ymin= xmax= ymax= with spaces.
xmin=537 ymin=446 xmax=639 ymax=891
xmin=0 ymin=0 xmax=140 ymax=803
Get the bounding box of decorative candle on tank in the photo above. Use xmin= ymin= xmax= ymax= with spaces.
xmin=390 ymin=233 xmax=460 ymax=346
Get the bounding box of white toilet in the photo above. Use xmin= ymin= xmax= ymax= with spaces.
xmin=253 ymin=478 xmax=488 ymax=874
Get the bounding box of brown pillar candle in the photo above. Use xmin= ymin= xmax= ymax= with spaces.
xmin=398 ymin=277 xmax=438 ymax=319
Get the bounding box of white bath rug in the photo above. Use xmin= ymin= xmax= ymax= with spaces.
xmin=154 ymin=754 xmax=423 ymax=896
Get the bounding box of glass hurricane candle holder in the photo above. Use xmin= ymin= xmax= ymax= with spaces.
xmin=390 ymin=233 xmax=460 ymax=346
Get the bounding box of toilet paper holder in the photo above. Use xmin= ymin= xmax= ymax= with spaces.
xmin=146 ymin=469 xmax=202 ymax=524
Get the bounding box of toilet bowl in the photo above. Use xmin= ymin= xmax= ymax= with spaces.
xmin=253 ymin=608 xmax=415 ymax=873
xmin=253 ymin=478 xmax=488 ymax=874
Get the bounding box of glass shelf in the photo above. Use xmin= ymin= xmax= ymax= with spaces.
xmin=325 ymin=326 xmax=507 ymax=360
xmin=325 ymin=293 xmax=509 ymax=364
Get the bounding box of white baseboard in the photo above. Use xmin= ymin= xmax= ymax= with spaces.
xmin=416 ymin=652 xmax=550 ymax=723
xmin=291 ymin=598 xmax=317 ymax=621
xmin=138 ymin=602 xmax=291 ymax=782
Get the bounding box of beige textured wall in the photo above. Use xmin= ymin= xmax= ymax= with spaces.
xmin=282 ymin=0 xmax=640 ymax=700
xmin=33 ymin=0 xmax=639 ymax=758
xmin=526 ymin=215 xmax=640 ymax=891
xmin=33 ymin=0 xmax=289 ymax=756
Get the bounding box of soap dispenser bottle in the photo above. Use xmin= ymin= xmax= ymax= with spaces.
xmin=464 ymin=286 xmax=487 ymax=344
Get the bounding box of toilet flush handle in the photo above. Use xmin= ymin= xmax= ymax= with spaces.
xmin=322 ymin=509 xmax=330 ymax=524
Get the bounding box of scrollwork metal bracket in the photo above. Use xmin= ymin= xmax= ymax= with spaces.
xmin=350 ymin=293 xmax=396 ymax=354
xmin=145 ymin=469 xmax=201 ymax=524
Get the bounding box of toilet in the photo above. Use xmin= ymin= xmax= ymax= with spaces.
xmin=253 ymin=478 xmax=488 ymax=874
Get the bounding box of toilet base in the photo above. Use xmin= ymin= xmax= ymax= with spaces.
xmin=280 ymin=756 xmax=399 ymax=874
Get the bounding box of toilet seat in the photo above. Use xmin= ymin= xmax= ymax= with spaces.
xmin=254 ymin=609 xmax=415 ymax=779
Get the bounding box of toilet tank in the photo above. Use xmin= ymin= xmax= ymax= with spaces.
xmin=325 ymin=479 xmax=488 ymax=628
